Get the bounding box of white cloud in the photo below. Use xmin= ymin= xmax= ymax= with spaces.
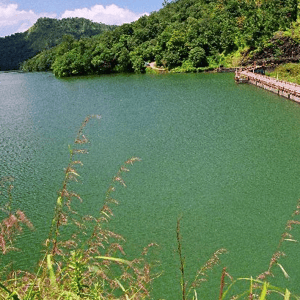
xmin=0 ymin=3 xmax=56 ymax=37
xmin=61 ymin=4 xmax=148 ymax=25
xmin=0 ymin=3 xmax=148 ymax=37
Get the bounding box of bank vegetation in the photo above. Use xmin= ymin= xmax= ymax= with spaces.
xmin=21 ymin=0 xmax=298 ymax=77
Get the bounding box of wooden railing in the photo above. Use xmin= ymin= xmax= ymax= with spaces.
xmin=235 ymin=68 xmax=300 ymax=103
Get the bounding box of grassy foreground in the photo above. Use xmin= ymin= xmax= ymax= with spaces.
xmin=1 ymin=116 xmax=300 ymax=299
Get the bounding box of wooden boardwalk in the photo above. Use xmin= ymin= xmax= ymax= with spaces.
xmin=235 ymin=69 xmax=300 ymax=103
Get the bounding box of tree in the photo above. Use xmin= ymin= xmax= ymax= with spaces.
xmin=130 ymin=51 xmax=146 ymax=73
xmin=188 ymin=47 xmax=207 ymax=67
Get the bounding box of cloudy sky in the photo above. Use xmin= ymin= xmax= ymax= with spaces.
xmin=0 ymin=0 xmax=164 ymax=37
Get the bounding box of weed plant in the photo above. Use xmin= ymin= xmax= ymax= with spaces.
xmin=0 ymin=116 xmax=300 ymax=299
xmin=176 ymin=201 xmax=300 ymax=300
xmin=0 ymin=115 xmax=156 ymax=299
xmin=267 ymin=63 xmax=300 ymax=85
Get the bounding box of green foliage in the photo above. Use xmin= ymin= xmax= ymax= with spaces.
xmin=130 ymin=51 xmax=146 ymax=73
xmin=21 ymin=49 xmax=56 ymax=72
xmin=20 ymin=0 xmax=299 ymax=76
xmin=188 ymin=47 xmax=207 ymax=67
xmin=171 ymin=60 xmax=197 ymax=73
xmin=52 ymin=51 xmax=75 ymax=77
xmin=0 ymin=33 xmax=34 ymax=71
xmin=0 ymin=17 xmax=116 ymax=71
xmin=267 ymin=63 xmax=300 ymax=84
xmin=164 ymin=30 xmax=188 ymax=68
xmin=91 ymin=45 xmax=116 ymax=74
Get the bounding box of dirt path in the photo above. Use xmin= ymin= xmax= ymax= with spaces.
xmin=148 ymin=62 xmax=166 ymax=72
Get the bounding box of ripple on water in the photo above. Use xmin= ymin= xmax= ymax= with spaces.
xmin=1 ymin=72 xmax=300 ymax=298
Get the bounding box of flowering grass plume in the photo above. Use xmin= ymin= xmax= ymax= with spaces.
xmin=0 ymin=177 xmax=33 ymax=255
xmin=1 ymin=114 xmax=300 ymax=299
xmin=16 ymin=115 xmax=155 ymax=299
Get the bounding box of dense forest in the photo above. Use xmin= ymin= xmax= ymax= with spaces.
xmin=19 ymin=0 xmax=298 ymax=76
xmin=0 ymin=18 xmax=117 ymax=71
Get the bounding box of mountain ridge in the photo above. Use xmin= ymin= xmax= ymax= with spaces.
xmin=0 ymin=17 xmax=117 ymax=71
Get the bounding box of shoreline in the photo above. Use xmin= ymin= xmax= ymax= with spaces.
xmin=235 ymin=68 xmax=300 ymax=103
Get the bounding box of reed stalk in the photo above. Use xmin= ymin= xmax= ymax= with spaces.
xmin=176 ymin=217 xmax=186 ymax=300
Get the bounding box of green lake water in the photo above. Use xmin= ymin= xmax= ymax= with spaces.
xmin=1 ymin=71 xmax=300 ymax=299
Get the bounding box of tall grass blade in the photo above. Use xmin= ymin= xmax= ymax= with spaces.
xmin=176 ymin=217 xmax=186 ymax=300
xmin=259 ymin=281 xmax=269 ymax=300
xmin=0 ymin=281 xmax=20 ymax=300
xmin=277 ymin=263 xmax=290 ymax=279
xmin=284 ymin=289 xmax=291 ymax=300
xmin=24 ymin=254 xmax=47 ymax=300
xmin=249 ymin=276 xmax=253 ymax=299
xmin=115 ymin=279 xmax=130 ymax=300
xmin=95 ymin=256 xmax=132 ymax=266
xmin=47 ymin=254 xmax=57 ymax=287
xmin=219 ymin=267 xmax=226 ymax=300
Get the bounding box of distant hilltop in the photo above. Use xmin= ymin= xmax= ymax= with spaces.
xmin=0 ymin=17 xmax=117 ymax=71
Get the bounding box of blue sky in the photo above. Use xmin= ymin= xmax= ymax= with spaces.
xmin=0 ymin=0 xmax=164 ymax=37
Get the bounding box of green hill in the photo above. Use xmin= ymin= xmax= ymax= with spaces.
xmin=22 ymin=0 xmax=298 ymax=76
xmin=0 ymin=17 xmax=117 ymax=71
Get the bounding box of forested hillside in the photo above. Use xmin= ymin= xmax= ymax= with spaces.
xmin=22 ymin=0 xmax=298 ymax=76
xmin=0 ymin=18 xmax=117 ymax=71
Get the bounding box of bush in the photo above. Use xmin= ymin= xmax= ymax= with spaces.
xmin=188 ymin=46 xmax=207 ymax=67
xmin=171 ymin=60 xmax=196 ymax=73
xmin=130 ymin=52 xmax=146 ymax=73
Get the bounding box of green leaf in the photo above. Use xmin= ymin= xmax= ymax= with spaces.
xmin=277 ymin=263 xmax=290 ymax=279
xmin=284 ymin=289 xmax=291 ymax=300
xmin=259 ymin=281 xmax=269 ymax=300
xmin=56 ymin=196 xmax=62 ymax=206
xmin=47 ymin=254 xmax=57 ymax=287
xmin=96 ymin=256 xmax=132 ymax=266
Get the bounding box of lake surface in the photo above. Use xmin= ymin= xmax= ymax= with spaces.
xmin=1 ymin=71 xmax=300 ymax=298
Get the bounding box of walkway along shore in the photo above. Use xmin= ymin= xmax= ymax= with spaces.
xmin=235 ymin=68 xmax=300 ymax=103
